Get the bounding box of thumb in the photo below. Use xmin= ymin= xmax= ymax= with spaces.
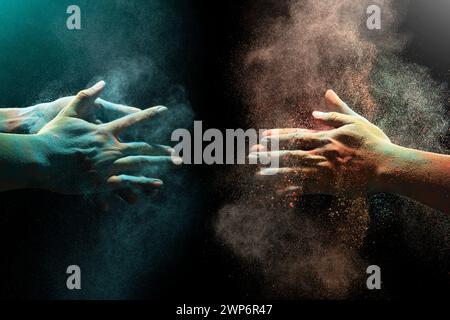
xmin=325 ymin=89 xmax=360 ymax=116
xmin=62 ymin=80 xmax=106 ymax=118
xmin=312 ymin=111 xmax=357 ymax=128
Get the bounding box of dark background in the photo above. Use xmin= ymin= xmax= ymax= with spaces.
xmin=0 ymin=0 xmax=448 ymax=300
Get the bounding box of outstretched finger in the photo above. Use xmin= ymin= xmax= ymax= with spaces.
xmin=110 ymin=155 xmax=182 ymax=175
xmin=62 ymin=81 xmax=106 ymax=119
xmin=257 ymin=166 xmax=318 ymax=176
xmin=106 ymin=175 xmax=163 ymax=191
xmin=312 ymin=111 xmax=357 ymax=128
xmin=95 ymin=99 xmax=141 ymax=121
xmin=325 ymin=89 xmax=361 ymax=117
xmin=121 ymin=142 xmax=174 ymax=157
xmin=104 ymin=105 xmax=167 ymax=135
xmin=261 ymin=131 xmax=330 ymax=150
xmin=249 ymin=150 xmax=326 ymax=167
xmin=262 ymin=128 xmax=320 ymax=137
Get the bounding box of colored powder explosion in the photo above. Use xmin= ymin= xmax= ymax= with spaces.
xmin=0 ymin=0 xmax=197 ymax=299
xmin=215 ymin=0 xmax=449 ymax=299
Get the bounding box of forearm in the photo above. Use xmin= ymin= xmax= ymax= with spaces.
xmin=0 ymin=133 xmax=49 ymax=191
xmin=1 ymin=99 xmax=72 ymax=134
xmin=0 ymin=108 xmax=28 ymax=133
xmin=376 ymin=143 xmax=450 ymax=214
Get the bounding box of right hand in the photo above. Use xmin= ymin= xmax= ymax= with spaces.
xmin=37 ymin=81 xmax=181 ymax=196
xmin=251 ymin=90 xmax=393 ymax=196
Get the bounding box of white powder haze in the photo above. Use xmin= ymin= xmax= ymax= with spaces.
xmin=31 ymin=0 xmax=197 ymax=299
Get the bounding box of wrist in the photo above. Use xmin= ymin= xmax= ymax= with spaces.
xmin=25 ymin=134 xmax=52 ymax=190
xmin=371 ymin=141 xmax=403 ymax=193
xmin=16 ymin=106 xmax=39 ymax=133
xmin=30 ymin=133 xmax=53 ymax=190
xmin=371 ymin=142 xmax=424 ymax=195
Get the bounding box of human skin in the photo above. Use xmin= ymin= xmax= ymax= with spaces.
xmin=250 ymin=90 xmax=450 ymax=214
xmin=0 ymin=81 xmax=181 ymax=199
xmin=0 ymin=95 xmax=142 ymax=134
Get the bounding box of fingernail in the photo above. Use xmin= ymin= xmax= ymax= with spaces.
xmin=152 ymin=179 xmax=163 ymax=186
xmin=93 ymin=80 xmax=105 ymax=90
xmin=171 ymin=156 xmax=183 ymax=165
xmin=312 ymin=111 xmax=326 ymax=118
xmin=156 ymin=106 xmax=168 ymax=112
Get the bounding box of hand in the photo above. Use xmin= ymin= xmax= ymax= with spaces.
xmin=251 ymin=90 xmax=392 ymax=196
xmin=36 ymin=81 xmax=181 ymax=196
xmin=1 ymin=93 xmax=141 ymax=134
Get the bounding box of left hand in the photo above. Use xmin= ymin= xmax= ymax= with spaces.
xmin=3 ymin=95 xmax=141 ymax=134
xmin=35 ymin=81 xmax=180 ymax=205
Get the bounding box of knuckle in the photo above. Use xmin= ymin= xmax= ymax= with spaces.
xmin=95 ymin=134 xmax=108 ymax=146
xmin=91 ymin=137 xmax=104 ymax=148
xmin=318 ymin=161 xmax=333 ymax=171
xmin=328 ymin=112 xmax=339 ymax=121
xmin=107 ymin=175 xmax=121 ymax=185
xmin=309 ymin=147 xmax=322 ymax=156
xmin=136 ymin=156 xmax=147 ymax=165
xmin=118 ymin=143 xmax=129 ymax=153
xmin=96 ymin=127 xmax=110 ymax=139
xmin=350 ymin=118 xmax=362 ymax=126
xmin=141 ymin=142 xmax=152 ymax=151
xmin=76 ymin=90 xmax=90 ymax=100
